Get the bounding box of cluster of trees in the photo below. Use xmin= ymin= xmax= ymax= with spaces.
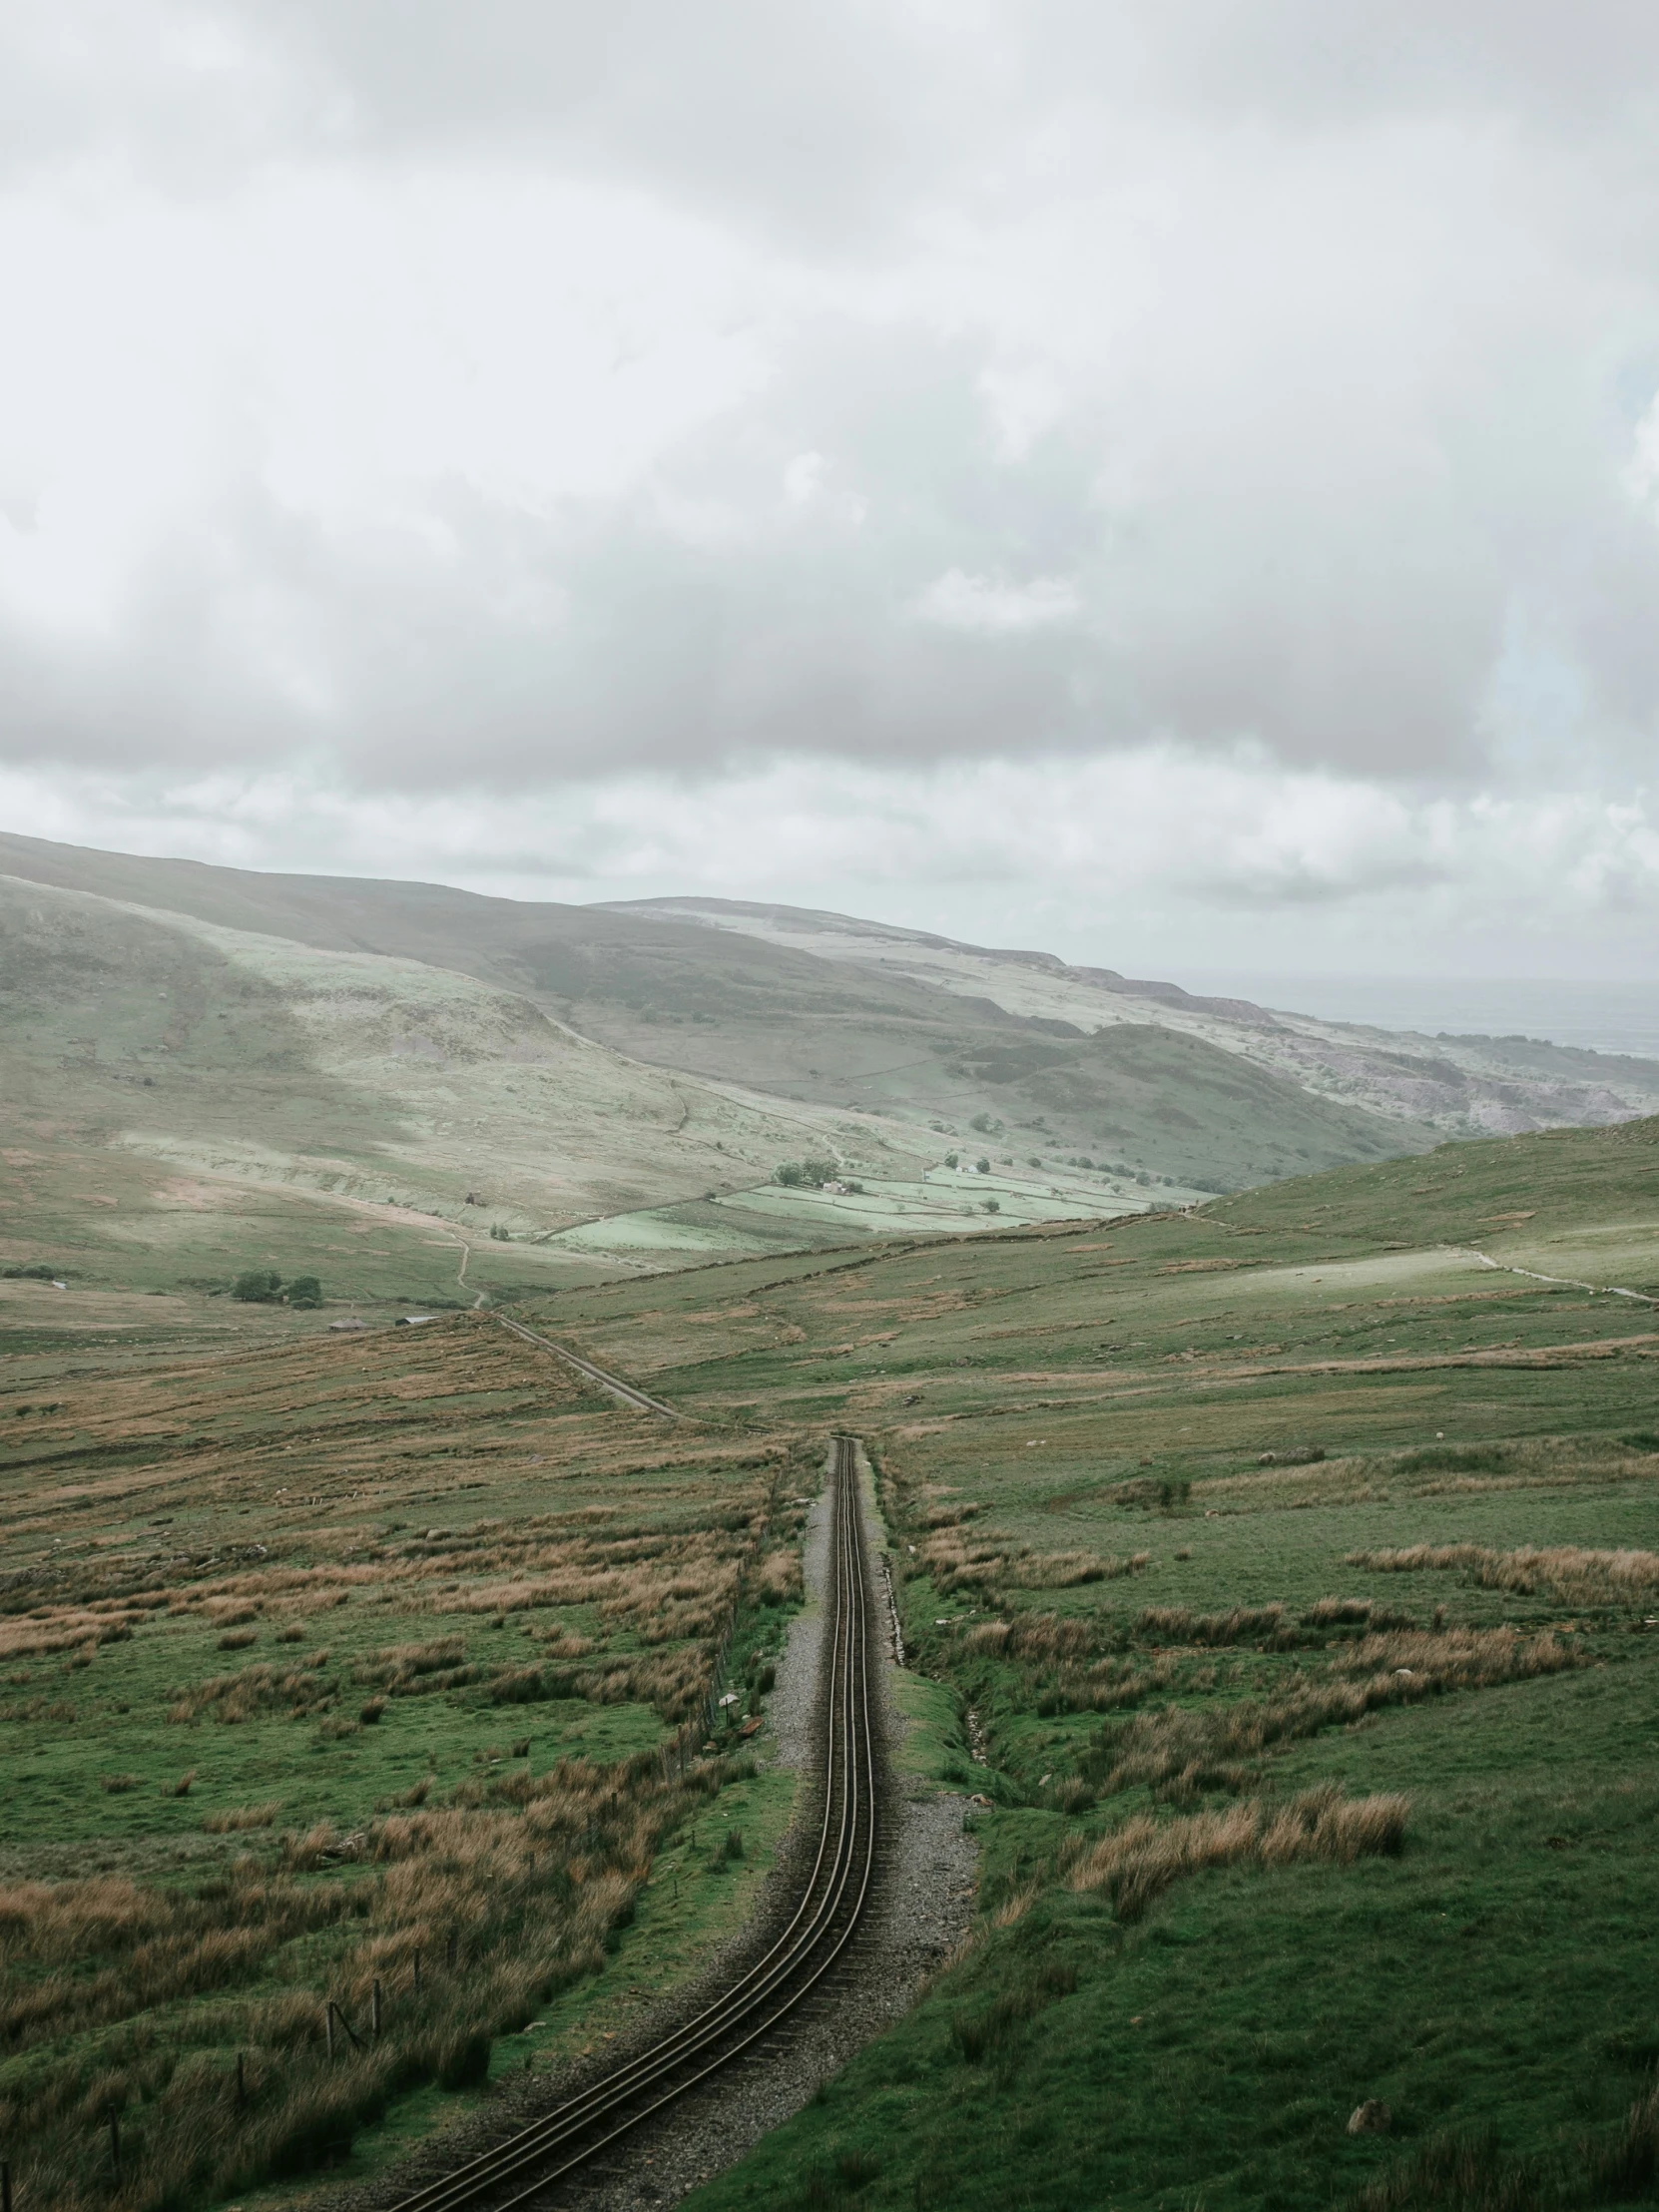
xmin=774 ymin=1157 xmax=852 ymax=1189
xmin=231 ymin=1270 xmax=323 ymax=1308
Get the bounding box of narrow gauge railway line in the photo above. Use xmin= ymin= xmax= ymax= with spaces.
xmin=494 ymin=1315 xmax=680 ymax=1418
xmin=387 ymin=1433 xmax=879 ymax=2212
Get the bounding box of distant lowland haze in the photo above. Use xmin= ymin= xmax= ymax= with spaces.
xmin=1181 ymin=978 xmax=1659 ymax=1061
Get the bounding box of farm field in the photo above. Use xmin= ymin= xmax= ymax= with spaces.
xmin=0 ymin=1311 xmax=817 ymax=2211
xmin=517 ymin=1114 xmax=1659 ymax=2212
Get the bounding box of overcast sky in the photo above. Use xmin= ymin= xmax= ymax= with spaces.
xmin=3 ymin=1 xmax=1659 ymax=977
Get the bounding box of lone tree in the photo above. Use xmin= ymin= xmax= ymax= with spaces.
xmin=285 ymin=1275 xmax=324 ymax=1309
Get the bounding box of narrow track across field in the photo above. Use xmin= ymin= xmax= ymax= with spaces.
xmin=386 ymin=1433 xmax=879 ymax=2212
xmin=495 ymin=1315 xmax=680 ymax=1418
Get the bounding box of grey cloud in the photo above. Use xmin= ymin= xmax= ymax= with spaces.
xmin=5 ymin=2 xmax=1659 ymax=799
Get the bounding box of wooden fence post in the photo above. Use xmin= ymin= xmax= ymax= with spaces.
xmin=325 ymin=2006 xmax=335 ymax=2063
xmin=371 ymin=1979 xmax=382 ymax=2042
xmin=412 ymin=1947 xmax=421 ymax=1997
xmin=2 ymin=2154 xmax=12 ymax=2212
xmin=236 ymin=2052 xmax=245 ymax=2105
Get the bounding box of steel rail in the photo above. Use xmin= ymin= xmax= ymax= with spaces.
xmin=494 ymin=1315 xmax=679 ymax=1418
xmin=386 ymin=1434 xmax=878 ymax=2212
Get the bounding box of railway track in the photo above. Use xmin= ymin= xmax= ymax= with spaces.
xmin=387 ymin=1433 xmax=879 ymax=2212
xmin=494 ymin=1315 xmax=679 ymax=1418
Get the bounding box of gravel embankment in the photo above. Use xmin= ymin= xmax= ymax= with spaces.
xmin=330 ymin=1452 xmax=977 ymax=2212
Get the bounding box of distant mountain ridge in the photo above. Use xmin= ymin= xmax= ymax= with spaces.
xmin=601 ymin=894 xmax=1284 ymax=1026
xmin=600 ymin=892 xmax=1659 ymax=1139
xmin=4 ymin=834 xmax=1658 ymax=1311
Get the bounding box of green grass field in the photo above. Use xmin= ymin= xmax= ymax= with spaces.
xmin=4 ymin=1113 xmax=1657 ymax=2211
xmin=0 ymin=1314 xmax=821 ymax=2212
xmin=519 ymin=1115 xmax=1659 ymax=2212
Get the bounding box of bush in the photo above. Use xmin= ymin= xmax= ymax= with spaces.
xmin=943 ymin=1152 xmax=959 ymax=1168
xmin=232 ymin=1270 xmax=283 ymax=1304
xmin=981 ymin=1199 xmax=1000 ymax=1214
xmin=286 ymin=1276 xmax=323 ymax=1309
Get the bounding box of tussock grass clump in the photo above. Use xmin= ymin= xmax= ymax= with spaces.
xmin=951 ymin=1959 xmax=1080 ymax=2063
xmin=99 ymin=1773 xmax=143 ymax=1794
xmin=1085 ymin=1628 xmax=1577 ymax=1801
xmin=353 ymin=1635 xmax=470 ymax=1690
xmin=169 ymin=1661 xmax=335 ymax=1726
xmin=1068 ymin=1784 xmax=1408 ymax=1921
xmin=0 ymin=1609 xmax=139 ymax=1662
xmin=920 ymin=1526 xmax=1149 ymax=1593
xmin=956 ymin=1613 xmax=1177 ymax=1716
xmin=1138 ymin=1603 xmax=1291 ymax=1647
xmin=1305 ymin=1596 xmax=1377 ymax=1626
xmin=201 ymin=1802 xmax=279 ymax=1833
xmin=539 ymin=1628 xmax=597 ymax=1659
xmin=1347 ymin=2071 xmax=1658 ymax=2212
xmin=1001 ymin=1551 xmax=1127 ymax=1589
xmin=757 ymin=1548 xmax=804 ymax=1602
xmin=1347 ymin=1542 xmax=1659 ymax=1606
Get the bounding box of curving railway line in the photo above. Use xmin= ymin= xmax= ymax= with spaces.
xmin=387 ymin=1432 xmax=880 ymax=2212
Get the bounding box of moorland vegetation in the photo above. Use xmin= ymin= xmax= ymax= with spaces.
xmin=0 ymin=1317 xmax=817 ymax=2211
xmin=4 ymin=854 xmax=1659 ymax=2212
xmin=520 ymin=1114 xmax=1659 ymax=2212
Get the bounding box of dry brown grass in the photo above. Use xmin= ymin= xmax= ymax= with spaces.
xmin=1085 ymin=1627 xmax=1577 ymax=1801
xmin=0 ymin=1320 xmax=821 ymax=2212
xmin=917 ymin=1525 xmax=1149 ymax=1594
xmin=954 ymin=1613 xmax=1178 ymax=1715
xmin=1067 ymin=1783 xmax=1409 ymax=1920
xmin=757 ymin=1548 xmax=804 ymax=1603
xmin=1138 ymin=1603 xmax=1292 ymax=1647
xmin=1347 ymin=1542 xmax=1659 ymax=1606
xmin=0 ymin=1751 xmax=714 ymax=2211
xmin=201 ymin=1802 xmax=279 ymax=1833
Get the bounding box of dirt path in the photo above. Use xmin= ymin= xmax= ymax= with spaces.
xmin=1465 ymin=1246 xmax=1658 ymax=1305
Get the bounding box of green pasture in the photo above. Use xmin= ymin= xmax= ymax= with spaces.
xmin=523 ymin=1116 xmax=1659 ymax=2212
xmin=686 ymin=1659 xmax=1659 ymax=2212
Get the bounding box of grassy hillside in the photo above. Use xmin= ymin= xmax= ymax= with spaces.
xmin=518 ymin=1116 xmax=1659 ymax=2212
xmin=0 ymin=870 xmax=974 ymax=1301
xmin=615 ymin=893 xmax=1659 ymax=1140
xmin=0 ymin=835 xmax=1429 ymax=1203
xmin=0 ymin=1310 xmax=819 ymax=2211
xmin=3 ymin=1113 xmax=1655 ymax=2212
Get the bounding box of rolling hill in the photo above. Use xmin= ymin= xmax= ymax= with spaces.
xmin=3 ymin=832 xmax=1654 ymax=1305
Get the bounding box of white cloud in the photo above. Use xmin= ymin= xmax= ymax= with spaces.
xmin=909 ymin=568 xmax=1081 ymax=634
